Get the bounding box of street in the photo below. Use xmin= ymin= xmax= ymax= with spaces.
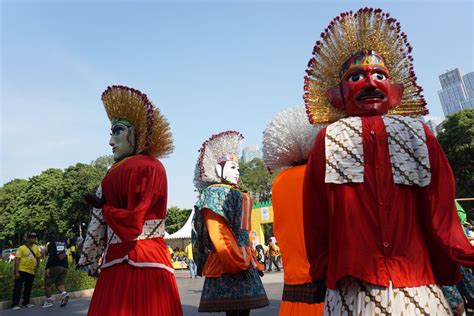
xmin=0 ymin=271 xmax=284 ymax=316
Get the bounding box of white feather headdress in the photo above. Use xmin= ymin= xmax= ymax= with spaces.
xmin=194 ymin=131 xmax=243 ymax=191
xmin=263 ymin=106 xmax=324 ymax=172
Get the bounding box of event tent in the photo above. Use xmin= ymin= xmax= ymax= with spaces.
xmin=165 ymin=210 xmax=194 ymax=250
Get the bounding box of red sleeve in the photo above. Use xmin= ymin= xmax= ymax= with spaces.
xmin=420 ymin=125 xmax=474 ymax=269
xmin=102 ymin=163 xmax=165 ymax=242
xmin=303 ymin=129 xmax=329 ymax=281
xmin=203 ymin=209 xmax=249 ymax=274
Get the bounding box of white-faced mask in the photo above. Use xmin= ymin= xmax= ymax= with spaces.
xmin=109 ymin=122 xmax=136 ymax=162
xmin=215 ymin=161 xmax=240 ymax=185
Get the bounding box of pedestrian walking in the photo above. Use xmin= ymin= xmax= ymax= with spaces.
xmin=185 ymin=242 xmax=197 ymax=278
xmin=11 ymin=232 xmax=40 ymax=310
xmin=41 ymin=234 xmax=69 ymax=308
xmin=266 ymin=240 xmax=280 ymax=272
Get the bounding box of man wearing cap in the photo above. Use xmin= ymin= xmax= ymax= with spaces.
xmin=11 ymin=232 xmax=40 ymax=310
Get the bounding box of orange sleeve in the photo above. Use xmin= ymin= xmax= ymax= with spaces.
xmin=203 ymin=209 xmax=249 ymax=274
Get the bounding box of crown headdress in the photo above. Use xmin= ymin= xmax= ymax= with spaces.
xmin=304 ymin=7 xmax=428 ymax=124
xmin=263 ymin=106 xmax=324 ymax=172
xmin=102 ymin=85 xmax=174 ymax=158
xmin=194 ymin=131 xmax=243 ymax=191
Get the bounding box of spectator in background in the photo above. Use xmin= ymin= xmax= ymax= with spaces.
xmin=266 ymin=239 xmax=280 ymax=272
xmin=185 ymin=242 xmax=197 ymax=279
xmin=75 ymin=236 xmax=84 ymax=266
xmin=41 ymin=234 xmax=69 ymax=308
xmin=66 ymin=238 xmax=77 ymax=267
xmin=255 ymin=244 xmax=266 ymax=271
xmin=274 ymin=242 xmax=282 ymax=268
xmin=167 ymin=244 xmax=174 ymax=260
xmin=11 ymin=232 xmax=40 ymax=310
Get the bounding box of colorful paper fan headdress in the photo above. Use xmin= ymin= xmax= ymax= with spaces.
xmin=304 ymin=7 xmax=428 ymax=124
xmin=101 ymin=85 xmax=174 ymax=158
xmin=263 ymin=106 xmax=324 ymax=172
xmin=194 ymin=131 xmax=243 ymax=191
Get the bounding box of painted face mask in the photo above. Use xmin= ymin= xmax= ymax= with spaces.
xmin=326 ymin=51 xmax=404 ymax=117
xmin=109 ymin=119 xmax=136 ymax=162
xmin=221 ymin=161 xmax=240 ymax=185
xmin=215 ymin=153 xmax=240 ymax=185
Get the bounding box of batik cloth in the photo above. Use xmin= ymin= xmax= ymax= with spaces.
xmin=325 ymin=115 xmax=431 ymax=186
xmin=324 ymin=278 xmax=452 ymax=315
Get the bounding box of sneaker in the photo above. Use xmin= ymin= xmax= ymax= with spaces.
xmin=60 ymin=292 xmax=69 ymax=307
xmin=23 ymin=303 xmax=35 ymax=308
xmin=41 ymin=300 xmax=54 ymax=308
xmin=11 ymin=305 xmax=21 ymax=310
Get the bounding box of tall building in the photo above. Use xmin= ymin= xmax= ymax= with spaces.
xmin=437 ymin=68 xmax=474 ymax=116
xmin=425 ymin=118 xmax=443 ymax=137
xmin=241 ymin=144 xmax=263 ymax=163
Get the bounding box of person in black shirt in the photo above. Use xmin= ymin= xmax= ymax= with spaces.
xmin=40 ymin=234 xmax=69 ymax=308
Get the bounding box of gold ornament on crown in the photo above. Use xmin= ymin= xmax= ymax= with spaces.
xmin=102 ymin=85 xmax=174 ymax=158
xmin=304 ymin=7 xmax=428 ymax=124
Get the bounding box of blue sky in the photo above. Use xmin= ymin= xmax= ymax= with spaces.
xmin=1 ymin=0 xmax=473 ymax=209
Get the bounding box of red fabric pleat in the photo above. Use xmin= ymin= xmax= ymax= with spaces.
xmin=88 ymin=264 xmax=183 ymax=316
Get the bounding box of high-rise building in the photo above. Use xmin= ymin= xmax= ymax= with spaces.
xmin=241 ymin=144 xmax=263 ymax=163
xmin=426 ymin=118 xmax=443 ymax=137
xmin=437 ymin=68 xmax=474 ymax=116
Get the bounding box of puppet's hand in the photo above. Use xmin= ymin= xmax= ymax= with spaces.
xmin=314 ymin=278 xmax=327 ymax=303
xmin=84 ymin=193 xmax=105 ymax=209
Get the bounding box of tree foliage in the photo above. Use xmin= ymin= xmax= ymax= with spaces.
xmin=0 ymin=179 xmax=28 ymax=241
xmin=239 ymin=158 xmax=274 ymax=202
xmin=437 ymin=109 xmax=474 ymax=220
xmin=61 ymin=164 xmax=106 ymax=237
xmin=165 ymin=206 xmax=192 ymax=234
xmin=437 ymin=109 xmax=474 ymax=199
xmin=0 ymin=158 xmax=110 ymax=246
xmin=0 ymin=155 xmax=197 ymax=247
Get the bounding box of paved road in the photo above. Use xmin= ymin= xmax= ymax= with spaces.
xmin=0 ymin=271 xmax=284 ymax=316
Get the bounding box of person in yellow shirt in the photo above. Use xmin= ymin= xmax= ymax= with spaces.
xmin=66 ymin=239 xmax=77 ymax=267
xmin=11 ymin=232 xmax=41 ymax=310
xmin=167 ymin=244 xmax=174 ymax=260
xmin=184 ymin=242 xmax=197 ymax=278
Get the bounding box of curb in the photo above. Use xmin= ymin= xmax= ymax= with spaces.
xmin=0 ymin=288 xmax=94 ymax=310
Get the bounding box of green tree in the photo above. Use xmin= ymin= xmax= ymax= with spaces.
xmin=17 ymin=168 xmax=65 ymax=242
xmin=437 ymin=109 xmax=474 ymax=219
xmin=239 ymin=158 xmax=274 ymax=202
xmin=0 ymin=155 xmax=111 ymax=245
xmin=437 ymin=109 xmax=474 ymax=198
xmin=91 ymin=155 xmax=114 ymax=171
xmin=62 ymin=163 xmax=105 ymax=238
xmin=0 ymin=179 xmax=28 ymax=243
xmin=166 ymin=206 xmax=192 ymax=234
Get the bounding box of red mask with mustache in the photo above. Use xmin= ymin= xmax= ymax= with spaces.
xmin=326 ymin=52 xmax=404 ymax=117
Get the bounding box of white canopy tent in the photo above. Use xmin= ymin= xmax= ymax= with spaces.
xmin=165 ymin=210 xmax=194 ymax=250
